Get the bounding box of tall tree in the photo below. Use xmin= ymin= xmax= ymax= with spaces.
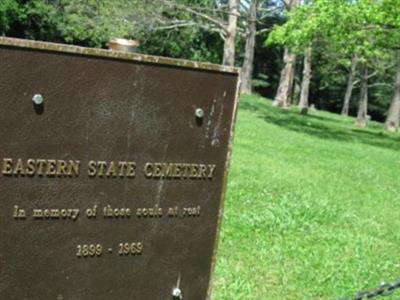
xmin=240 ymin=0 xmax=258 ymax=94
xmin=223 ymin=0 xmax=239 ymax=66
xmin=356 ymin=65 xmax=369 ymax=127
xmin=341 ymin=55 xmax=358 ymax=116
xmin=240 ymin=0 xmax=283 ymax=94
xmin=381 ymin=0 xmax=400 ymax=131
xmin=160 ymin=0 xmax=240 ymax=66
xmin=298 ymin=46 xmax=312 ymax=114
xmin=273 ymin=47 xmax=296 ymax=107
xmin=269 ymin=0 xmax=400 ymax=123
xmin=271 ymin=0 xmax=298 ymax=108
xmin=385 ymin=58 xmax=400 ymax=132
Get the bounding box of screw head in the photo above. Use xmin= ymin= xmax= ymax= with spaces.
xmin=32 ymin=94 xmax=44 ymax=105
xmin=195 ymin=108 xmax=204 ymax=118
xmin=172 ymin=287 xmax=182 ymax=299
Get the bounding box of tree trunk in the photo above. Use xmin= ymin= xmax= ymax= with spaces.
xmin=298 ymin=46 xmax=312 ymax=114
xmin=273 ymin=0 xmax=298 ymax=108
xmin=385 ymin=63 xmax=400 ymax=132
xmin=223 ymin=0 xmax=238 ymax=66
xmin=356 ymin=66 xmax=369 ymax=128
xmin=287 ymin=52 xmax=296 ymax=106
xmin=273 ymin=48 xmax=297 ymax=108
xmin=240 ymin=0 xmax=258 ymax=94
xmin=292 ymin=76 xmax=301 ymax=105
xmin=341 ymin=55 xmax=358 ymax=116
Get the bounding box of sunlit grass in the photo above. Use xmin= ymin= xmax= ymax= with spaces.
xmin=212 ymin=94 xmax=400 ymax=300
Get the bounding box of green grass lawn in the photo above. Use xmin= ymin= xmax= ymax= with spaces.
xmin=211 ymin=94 xmax=400 ymax=300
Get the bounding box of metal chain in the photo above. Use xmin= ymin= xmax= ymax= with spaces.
xmin=338 ymin=279 xmax=400 ymax=300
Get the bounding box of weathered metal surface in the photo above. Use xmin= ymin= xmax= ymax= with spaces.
xmin=0 ymin=37 xmax=239 ymax=300
xmin=0 ymin=37 xmax=239 ymax=74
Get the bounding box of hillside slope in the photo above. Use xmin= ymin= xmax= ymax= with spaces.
xmin=212 ymin=95 xmax=400 ymax=300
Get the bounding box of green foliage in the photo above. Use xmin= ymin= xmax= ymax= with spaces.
xmin=142 ymin=27 xmax=222 ymax=62
xmin=15 ymin=0 xmax=143 ymax=47
xmin=212 ymin=94 xmax=400 ymax=299
xmin=268 ymin=0 xmax=400 ymax=57
xmin=311 ymin=42 xmax=396 ymax=119
xmin=138 ymin=0 xmax=223 ymax=62
xmin=3 ymin=0 xmax=165 ymax=47
xmin=57 ymin=0 xmax=132 ymax=47
xmin=266 ymin=0 xmax=400 ymax=120
xmin=2 ymin=0 xmax=225 ymax=61
xmin=17 ymin=0 xmax=61 ymax=42
xmin=0 ymin=0 xmax=19 ymax=35
xmin=251 ymin=74 xmax=270 ymax=89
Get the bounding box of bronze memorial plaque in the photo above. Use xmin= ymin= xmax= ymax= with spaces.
xmin=0 ymin=37 xmax=239 ymax=300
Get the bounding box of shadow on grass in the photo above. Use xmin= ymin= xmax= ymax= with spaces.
xmin=240 ymin=100 xmax=400 ymax=152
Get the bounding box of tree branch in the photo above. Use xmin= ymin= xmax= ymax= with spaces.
xmin=369 ymin=83 xmax=392 ymax=88
xmin=154 ymin=22 xmax=197 ymax=31
xmin=161 ymin=0 xmax=228 ymax=32
xmin=282 ymin=0 xmax=298 ymax=10
xmin=367 ymin=70 xmax=378 ymax=79
xmin=256 ymin=28 xmax=271 ymax=35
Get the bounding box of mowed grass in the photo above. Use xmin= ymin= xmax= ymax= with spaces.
xmin=211 ymin=94 xmax=400 ymax=300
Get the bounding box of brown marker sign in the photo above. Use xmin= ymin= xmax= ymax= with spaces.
xmin=0 ymin=37 xmax=239 ymax=300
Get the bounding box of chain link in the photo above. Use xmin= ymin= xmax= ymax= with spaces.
xmin=338 ymin=279 xmax=400 ymax=300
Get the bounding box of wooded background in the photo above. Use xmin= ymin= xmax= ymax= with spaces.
xmin=2 ymin=0 xmax=400 ymax=130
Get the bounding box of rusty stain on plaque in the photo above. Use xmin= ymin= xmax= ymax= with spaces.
xmin=0 ymin=37 xmax=239 ymax=300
